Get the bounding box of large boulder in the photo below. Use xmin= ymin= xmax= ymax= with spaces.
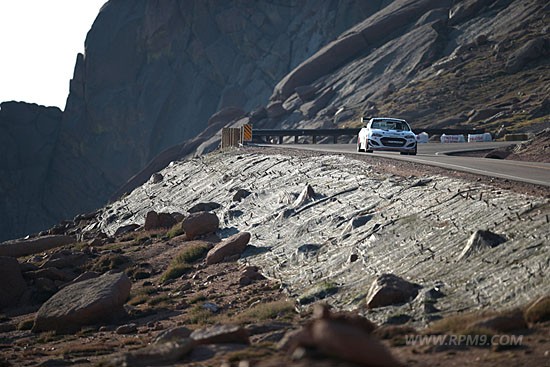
xmin=281 ymin=304 xmax=400 ymax=366
xmin=32 ymin=271 xmax=131 ymax=334
xmin=144 ymin=211 xmax=177 ymax=231
xmin=0 ymin=257 xmax=27 ymax=310
xmin=505 ymin=37 xmax=550 ymax=73
xmin=181 ymin=212 xmax=219 ymax=240
xmin=271 ymin=32 xmax=368 ymax=101
xmin=0 ymin=235 xmax=75 ymax=258
xmin=366 ymin=274 xmax=421 ymax=309
xmin=206 ymin=232 xmax=251 ymax=265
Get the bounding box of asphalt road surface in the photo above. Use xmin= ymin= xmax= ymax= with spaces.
xmin=261 ymin=142 xmax=550 ymax=187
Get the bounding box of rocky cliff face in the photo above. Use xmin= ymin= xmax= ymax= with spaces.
xmin=0 ymin=102 xmax=62 ymax=240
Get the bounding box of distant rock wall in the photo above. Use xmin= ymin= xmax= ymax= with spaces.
xmin=0 ymin=102 xmax=62 ymax=241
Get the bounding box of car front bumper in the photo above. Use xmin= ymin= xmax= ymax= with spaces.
xmin=368 ymin=137 xmax=416 ymax=152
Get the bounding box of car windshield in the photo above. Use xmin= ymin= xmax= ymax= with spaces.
xmin=371 ymin=119 xmax=409 ymax=131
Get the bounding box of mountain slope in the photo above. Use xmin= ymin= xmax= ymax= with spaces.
xmin=260 ymin=0 xmax=549 ymax=133
xmin=0 ymin=0 xmax=382 ymax=241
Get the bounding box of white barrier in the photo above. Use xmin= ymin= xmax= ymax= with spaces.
xmin=440 ymin=134 xmax=465 ymax=143
xmin=468 ymin=133 xmax=492 ymax=142
xmin=416 ymin=132 xmax=429 ymax=143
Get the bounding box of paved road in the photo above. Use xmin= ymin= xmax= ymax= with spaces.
xmin=261 ymin=142 xmax=550 ymax=187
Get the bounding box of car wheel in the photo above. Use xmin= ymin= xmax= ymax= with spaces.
xmin=365 ymin=140 xmax=373 ymax=153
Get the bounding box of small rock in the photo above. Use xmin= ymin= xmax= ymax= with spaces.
xmin=309 ymin=319 xmax=400 ymax=366
xmin=239 ymin=266 xmax=266 ymax=286
xmin=475 ymin=34 xmax=488 ymax=46
xmin=151 ymin=173 xmax=163 ymax=184
xmin=188 ymin=202 xmax=221 ymax=213
xmin=366 ymin=274 xmax=421 ymax=309
xmin=293 ymin=184 xmax=316 ymax=207
xmin=112 ymin=339 xmax=195 ymax=367
xmin=485 ymin=148 xmax=512 ymax=159
xmin=114 ymin=224 xmax=140 ymax=237
xmin=41 ymin=251 xmax=88 ymax=269
xmin=202 ymin=302 xmax=219 ymax=313
xmin=458 ymin=230 xmax=506 ymax=260
xmin=116 ymin=323 xmax=137 ymax=334
xmin=232 ymin=189 xmax=251 ymax=202
xmin=154 ymin=326 xmax=192 ymax=344
xmin=190 ymin=324 xmax=249 ymax=345
xmin=351 ymin=215 xmax=373 ymax=229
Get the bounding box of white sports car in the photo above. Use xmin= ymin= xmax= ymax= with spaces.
xmin=357 ymin=117 xmax=417 ymax=155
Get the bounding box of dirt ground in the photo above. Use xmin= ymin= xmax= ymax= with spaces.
xmin=1 ymin=231 xmax=548 ymax=367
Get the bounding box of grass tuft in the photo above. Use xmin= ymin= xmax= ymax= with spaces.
xmin=159 ymin=242 xmax=211 ymax=283
xmin=236 ymin=300 xmax=295 ymax=323
xmin=166 ymin=224 xmax=185 ymax=239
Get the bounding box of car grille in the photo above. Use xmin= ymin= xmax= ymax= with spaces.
xmin=380 ymin=137 xmax=406 ymax=147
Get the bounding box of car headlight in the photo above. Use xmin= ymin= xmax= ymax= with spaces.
xmin=371 ymin=133 xmax=383 ymax=138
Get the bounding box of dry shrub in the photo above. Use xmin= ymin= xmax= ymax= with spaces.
xmin=236 ymin=300 xmax=295 ymax=323
xmin=160 ymin=242 xmax=211 ymax=283
xmin=428 ymin=310 xmax=497 ymax=334
xmin=524 ymin=295 xmax=550 ymax=324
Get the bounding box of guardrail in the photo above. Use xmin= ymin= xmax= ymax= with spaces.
xmin=252 ymin=128 xmax=485 ymax=144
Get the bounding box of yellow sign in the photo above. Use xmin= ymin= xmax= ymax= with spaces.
xmin=242 ymin=124 xmax=252 ymax=141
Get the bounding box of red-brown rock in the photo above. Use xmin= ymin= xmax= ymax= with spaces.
xmin=206 ymin=232 xmax=251 ymax=265
xmin=181 ymin=212 xmax=219 ymax=240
